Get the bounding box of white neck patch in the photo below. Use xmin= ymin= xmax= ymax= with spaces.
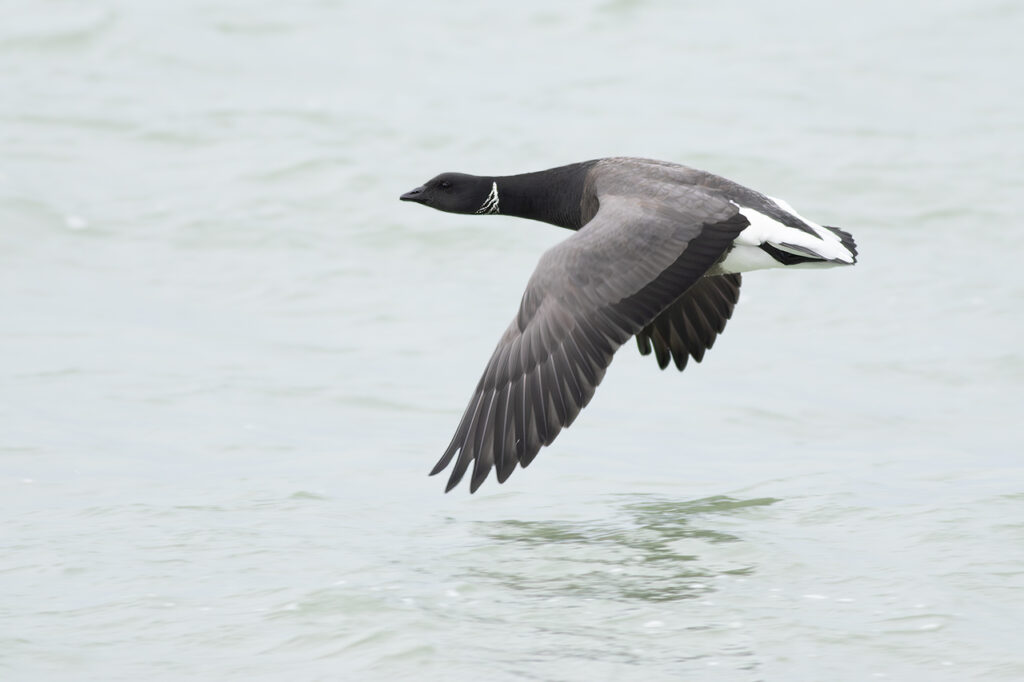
xmin=475 ymin=181 xmax=500 ymax=215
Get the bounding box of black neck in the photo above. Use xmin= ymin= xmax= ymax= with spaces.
xmin=491 ymin=161 xmax=595 ymax=230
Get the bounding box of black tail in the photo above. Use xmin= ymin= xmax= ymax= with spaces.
xmin=759 ymin=243 xmax=821 ymax=265
xmin=825 ymin=225 xmax=858 ymax=263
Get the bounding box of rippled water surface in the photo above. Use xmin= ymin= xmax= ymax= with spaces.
xmin=3 ymin=1 xmax=1023 ymax=680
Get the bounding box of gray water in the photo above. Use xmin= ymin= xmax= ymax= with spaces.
xmin=3 ymin=1 xmax=1023 ymax=680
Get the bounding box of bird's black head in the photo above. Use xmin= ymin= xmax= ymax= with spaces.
xmin=399 ymin=173 xmax=498 ymax=215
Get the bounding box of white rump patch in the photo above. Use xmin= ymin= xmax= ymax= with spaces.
xmin=717 ymin=244 xmax=779 ymax=273
xmin=767 ymin=195 xmax=843 ymax=248
xmin=476 ymin=181 xmax=500 ymax=215
xmin=717 ymin=198 xmax=854 ymax=274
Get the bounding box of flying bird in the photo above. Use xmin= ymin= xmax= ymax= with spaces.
xmin=400 ymin=157 xmax=857 ymax=493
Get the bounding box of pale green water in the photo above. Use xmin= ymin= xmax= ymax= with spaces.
xmin=2 ymin=1 xmax=1023 ymax=680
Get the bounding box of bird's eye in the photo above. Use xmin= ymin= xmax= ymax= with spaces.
xmin=439 ymin=180 xmax=452 ymax=190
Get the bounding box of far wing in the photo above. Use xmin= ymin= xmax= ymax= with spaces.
xmin=635 ymin=274 xmax=742 ymax=371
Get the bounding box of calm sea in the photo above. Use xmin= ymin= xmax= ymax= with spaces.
xmin=2 ymin=1 xmax=1022 ymax=680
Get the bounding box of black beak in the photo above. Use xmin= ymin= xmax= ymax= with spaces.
xmin=400 ymin=185 xmax=427 ymax=203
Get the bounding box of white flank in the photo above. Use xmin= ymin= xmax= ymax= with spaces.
xmin=717 ymin=198 xmax=854 ymax=274
xmin=475 ymin=181 xmax=500 ymax=214
xmin=716 ymin=243 xmax=780 ymax=273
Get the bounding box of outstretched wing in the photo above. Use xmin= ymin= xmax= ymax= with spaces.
xmin=635 ymin=274 xmax=742 ymax=371
xmin=433 ymin=192 xmax=748 ymax=492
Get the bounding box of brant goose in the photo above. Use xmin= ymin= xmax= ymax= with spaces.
xmin=401 ymin=157 xmax=857 ymax=493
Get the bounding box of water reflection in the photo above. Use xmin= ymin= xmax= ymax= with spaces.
xmin=473 ymin=495 xmax=779 ymax=603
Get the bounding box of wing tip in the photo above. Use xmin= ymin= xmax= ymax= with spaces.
xmin=444 ymin=464 xmax=464 ymax=493
xmin=432 ymin=451 xmax=501 ymax=493
xmin=429 ymin=451 xmax=453 ymax=477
